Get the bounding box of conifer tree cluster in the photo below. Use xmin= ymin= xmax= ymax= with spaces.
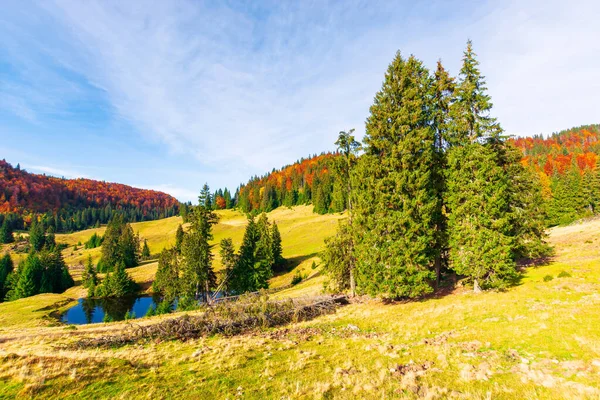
xmin=98 ymin=215 xmax=141 ymax=272
xmin=227 ymin=213 xmax=284 ymax=294
xmin=324 ymin=41 xmax=548 ymax=297
xmin=0 ymin=216 xmax=74 ymax=302
xmin=3 ymin=249 xmax=73 ymax=302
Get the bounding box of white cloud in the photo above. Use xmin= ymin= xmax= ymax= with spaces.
xmin=139 ymin=183 xmax=199 ymax=203
xmin=27 ymin=164 xmax=90 ymax=179
xmin=1 ymin=0 xmax=599 ymax=194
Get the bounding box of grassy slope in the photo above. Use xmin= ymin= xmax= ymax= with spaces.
xmin=0 ymin=206 xmax=342 ymax=326
xmin=1 ymin=214 xmax=600 ymax=398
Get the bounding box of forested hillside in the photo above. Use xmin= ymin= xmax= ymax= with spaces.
xmin=236 ymin=152 xmax=343 ymax=215
xmin=0 ymin=160 xmax=179 ymax=233
xmin=511 ymin=124 xmax=600 ymax=225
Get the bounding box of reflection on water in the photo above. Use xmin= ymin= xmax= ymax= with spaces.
xmin=61 ymin=295 xmax=164 ymax=324
xmin=61 ymin=292 xmax=225 ymax=325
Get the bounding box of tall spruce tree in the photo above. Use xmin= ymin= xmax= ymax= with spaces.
xmin=199 ymin=183 xmax=212 ymax=209
xmin=431 ymin=61 xmax=455 ymax=286
xmin=154 ymin=248 xmax=180 ymax=301
xmin=352 ymin=53 xmax=440 ymax=298
xmin=449 ymin=40 xmax=501 ymax=145
xmin=29 ymin=219 xmax=45 ymax=252
xmin=446 ymin=143 xmax=516 ymax=290
xmin=254 ymin=213 xmax=274 ymax=286
xmin=0 ymin=219 xmax=14 ymax=244
xmin=218 ymin=238 xmax=237 ymax=294
xmin=445 ymin=41 xmax=527 ymax=290
xmin=0 ymin=254 xmax=14 ymax=301
xmin=81 ymin=254 xmax=98 ymax=295
xmin=332 ymin=129 xmax=361 ymax=295
xmin=175 ymin=224 xmax=185 ymax=253
xmin=229 ymin=216 xmax=259 ymax=294
xmin=181 ymin=204 xmax=217 ymax=301
xmin=141 ymin=239 xmax=151 ymax=259
xmin=271 ymin=222 xmax=284 ymax=269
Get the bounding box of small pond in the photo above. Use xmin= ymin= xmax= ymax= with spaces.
xmin=61 ymin=292 xmax=226 ymax=325
xmin=61 ymin=295 xmax=164 ymax=324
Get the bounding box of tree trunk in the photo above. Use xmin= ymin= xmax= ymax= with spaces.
xmin=435 ymin=255 xmax=441 ymax=289
xmin=473 ymin=279 xmax=482 ymax=293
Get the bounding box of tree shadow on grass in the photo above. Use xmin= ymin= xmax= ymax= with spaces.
xmin=272 ymin=252 xmax=319 ymax=277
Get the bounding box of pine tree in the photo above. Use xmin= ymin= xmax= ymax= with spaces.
xmin=218 ymin=238 xmax=237 ymax=294
xmin=254 ymin=213 xmax=274 ymax=288
xmin=29 ymin=219 xmax=45 ymax=252
xmin=175 ymin=224 xmax=184 ymax=252
xmin=229 ymin=216 xmax=258 ymax=294
xmin=154 ymin=248 xmax=180 ymax=301
xmin=141 ymin=239 xmax=151 ymax=259
xmin=8 ymin=253 xmax=42 ymax=300
xmin=45 ymin=226 xmax=56 ymax=250
xmin=353 ymin=53 xmax=439 ymax=298
xmin=105 ymin=261 xmax=137 ymax=297
xmin=181 ymin=206 xmax=217 ymax=301
xmin=271 ymin=222 xmax=284 ymax=269
xmin=322 ymin=220 xmax=353 ymax=292
xmin=449 ymin=40 xmax=501 ymax=146
xmin=199 ymin=183 xmax=212 ymax=209
xmin=431 ymin=61 xmax=455 ymax=286
xmin=446 ymin=143 xmax=516 ymax=290
xmin=332 ymin=129 xmax=361 ymax=294
xmin=81 ymin=255 xmax=98 ymax=294
xmin=445 ymin=41 xmax=526 ymax=290
xmin=0 ymin=254 xmax=14 ymax=301
xmin=0 ymin=219 xmax=14 ymax=244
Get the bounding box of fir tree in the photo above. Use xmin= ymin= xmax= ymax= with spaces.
xmin=449 ymin=40 xmax=501 ymax=146
xmin=199 ymin=183 xmax=212 ymax=209
xmin=254 ymin=213 xmax=274 ymax=287
xmin=271 ymin=222 xmax=284 ymax=269
xmin=322 ymin=221 xmax=353 ymax=293
xmin=229 ymin=216 xmax=258 ymax=294
xmin=154 ymin=248 xmax=180 ymax=301
xmin=8 ymin=253 xmax=42 ymax=300
xmin=431 ymin=60 xmax=455 ymax=286
xmin=29 ymin=219 xmax=45 ymax=252
xmin=0 ymin=219 xmax=14 ymax=244
xmin=45 ymin=226 xmax=56 ymax=250
xmin=0 ymin=254 xmax=14 ymax=301
xmin=445 ymin=41 xmax=524 ymax=290
xmin=99 ymin=216 xmax=139 ymax=271
xmin=97 ymin=261 xmax=137 ymax=297
xmin=181 ymin=206 xmax=217 ymax=301
xmin=446 ymin=143 xmax=516 ymax=290
xmin=218 ymin=238 xmax=237 ymax=294
xmin=141 ymin=239 xmax=151 ymax=260
xmin=81 ymin=255 xmax=98 ymax=294
xmin=175 ymin=224 xmax=184 ymax=252
xmin=353 ymin=53 xmax=440 ymax=298
xmin=332 ymin=129 xmax=361 ymax=294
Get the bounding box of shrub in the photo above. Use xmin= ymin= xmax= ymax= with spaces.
xmin=543 ymin=275 xmax=553 ymax=282
xmin=291 ymin=273 xmax=303 ymax=286
xmin=311 ymin=261 xmax=317 ymax=270
xmin=558 ymin=270 xmax=571 ymax=278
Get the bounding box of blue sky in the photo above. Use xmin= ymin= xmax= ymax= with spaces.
xmin=1 ymin=0 xmax=598 ymax=202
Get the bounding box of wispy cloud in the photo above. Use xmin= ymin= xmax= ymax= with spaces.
xmin=27 ymin=164 xmax=90 ymax=179
xmin=0 ymin=0 xmax=598 ymax=196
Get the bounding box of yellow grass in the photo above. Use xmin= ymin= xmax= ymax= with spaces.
xmin=3 ymin=211 xmax=599 ymax=398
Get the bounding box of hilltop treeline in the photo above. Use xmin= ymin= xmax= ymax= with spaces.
xmin=511 ymin=124 xmax=600 ymax=225
xmin=0 ymin=160 xmax=179 ymax=233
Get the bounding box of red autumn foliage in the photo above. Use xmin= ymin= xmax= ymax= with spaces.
xmin=510 ymin=124 xmax=600 ymax=175
xmin=0 ymin=160 xmax=178 ymax=216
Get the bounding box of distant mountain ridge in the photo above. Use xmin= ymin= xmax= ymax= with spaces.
xmin=0 ymin=159 xmax=179 ymax=231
